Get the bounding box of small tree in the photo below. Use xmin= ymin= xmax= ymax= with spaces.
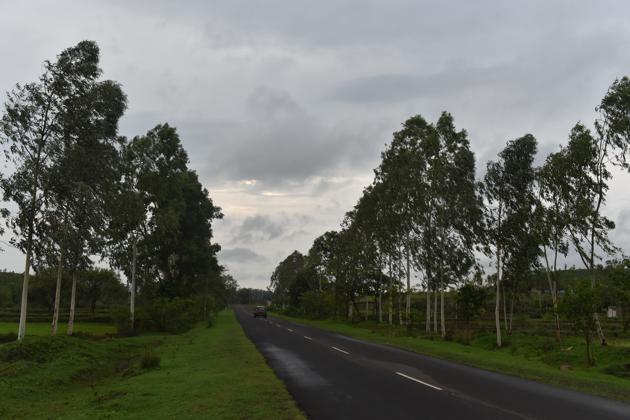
xmin=561 ymin=279 xmax=603 ymax=366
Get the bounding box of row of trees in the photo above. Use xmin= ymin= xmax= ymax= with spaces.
xmin=270 ymin=76 xmax=630 ymax=354
xmin=0 ymin=41 xmax=230 ymax=340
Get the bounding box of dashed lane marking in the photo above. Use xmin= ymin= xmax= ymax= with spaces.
xmin=395 ymin=372 xmax=442 ymax=391
xmin=332 ymin=346 xmax=350 ymax=355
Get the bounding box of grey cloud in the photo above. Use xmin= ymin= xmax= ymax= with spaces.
xmin=179 ymin=88 xmax=383 ymax=186
xmin=220 ymin=247 xmax=268 ymax=263
xmin=232 ymin=215 xmax=287 ymax=244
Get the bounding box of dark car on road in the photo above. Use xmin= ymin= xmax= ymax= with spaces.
xmin=253 ymin=306 xmax=267 ymax=318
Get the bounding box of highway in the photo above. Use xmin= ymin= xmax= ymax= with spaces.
xmin=234 ymin=305 xmax=630 ymax=420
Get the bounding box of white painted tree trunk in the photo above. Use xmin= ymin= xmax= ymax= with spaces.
xmin=405 ymin=247 xmax=411 ymax=326
xmin=388 ymin=256 xmax=393 ymax=325
xmin=17 ymin=240 xmax=33 ymax=341
xmin=433 ymin=287 xmax=438 ymax=333
xmin=131 ymin=239 xmax=137 ymax=328
xmin=440 ymin=283 xmax=446 ymax=338
xmin=67 ymin=272 xmax=77 ymax=336
xmin=495 ymin=204 xmax=503 ymax=347
xmin=426 ymin=283 xmax=431 ymax=333
xmin=51 ymin=250 xmax=64 ymax=336
xmin=378 ymin=290 xmax=383 ymax=323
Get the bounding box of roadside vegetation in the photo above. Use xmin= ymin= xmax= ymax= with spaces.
xmin=0 ymin=309 xmax=304 ymax=419
xmin=0 ymin=39 xmax=292 ymax=418
xmin=267 ymin=75 xmax=630 ymax=397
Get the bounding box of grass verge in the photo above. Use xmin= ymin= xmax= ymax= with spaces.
xmin=0 ymin=309 xmax=304 ymax=419
xmin=273 ymin=313 xmax=630 ymax=402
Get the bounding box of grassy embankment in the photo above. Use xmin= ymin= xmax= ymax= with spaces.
xmin=274 ymin=313 xmax=630 ymax=402
xmin=0 ymin=309 xmax=304 ymax=419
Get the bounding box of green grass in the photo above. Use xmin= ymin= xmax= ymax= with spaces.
xmin=0 ymin=309 xmax=305 ymax=419
xmin=273 ymin=313 xmax=630 ymax=402
xmin=0 ymin=322 xmax=116 ymax=336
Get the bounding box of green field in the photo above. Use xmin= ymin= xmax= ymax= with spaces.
xmin=0 ymin=309 xmax=304 ymax=419
xmin=0 ymin=322 xmax=116 ymax=336
xmin=274 ymin=313 xmax=630 ymax=402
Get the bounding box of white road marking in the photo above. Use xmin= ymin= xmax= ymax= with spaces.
xmin=303 ymin=336 xmax=313 ymax=340
xmin=395 ymin=372 xmax=443 ymax=391
xmin=287 ymin=328 xmax=294 ymax=332
xmin=332 ymin=346 xmax=350 ymax=355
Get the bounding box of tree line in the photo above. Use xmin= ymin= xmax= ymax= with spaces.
xmin=0 ymin=41 xmax=233 ymax=340
xmin=269 ymin=76 xmax=630 ymax=364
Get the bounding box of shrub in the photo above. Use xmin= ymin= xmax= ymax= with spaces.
xmin=146 ymin=298 xmax=201 ymax=333
xmin=207 ymin=316 xmax=214 ymax=328
xmin=140 ymin=346 xmax=160 ymax=369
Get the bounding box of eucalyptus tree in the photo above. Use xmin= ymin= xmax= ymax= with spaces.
xmin=432 ymin=113 xmax=483 ymax=338
xmin=107 ymin=137 xmax=151 ymax=327
xmin=536 ymin=151 xmax=571 ymax=341
xmin=0 ymin=41 xmax=121 ymax=340
xmin=52 ymin=66 xmax=126 ymax=335
xmin=554 ymin=124 xmax=617 ymax=345
xmin=350 ymin=184 xmax=390 ymax=322
xmin=375 ymin=115 xmax=431 ymax=326
xmin=483 ymin=134 xmax=539 ymax=347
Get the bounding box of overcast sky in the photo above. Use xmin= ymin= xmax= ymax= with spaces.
xmin=1 ymin=1 xmax=630 ymax=289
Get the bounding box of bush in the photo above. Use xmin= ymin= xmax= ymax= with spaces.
xmin=207 ymin=316 xmax=214 ymax=328
xmin=146 ymin=298 xmax=201 ymax=333
xmin=140 ymin=346 xmax=160 ymax=369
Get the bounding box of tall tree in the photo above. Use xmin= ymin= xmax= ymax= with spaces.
xmin=556 ymin=124 xmax=616 ymax=345
xmin=483 ymin=134 xmax=539 ymax=347
xmin=0 ymin=41 xmax=113 ymax=340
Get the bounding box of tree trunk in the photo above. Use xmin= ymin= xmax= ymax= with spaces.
xmin=508 ymin=296 xmax=515 ymax=335
xmin=348 ymin=301 xmax=353 ymax=321
xmin=543 ymin=248 xmax=561 ymax=341
xmin=495 ymin=205 xmax=503 ymax=348
xmin=17 ymin=237 xmax=33 ymax=341
xmin=51 ymin=248 xmax=65 ymax=336
xmin=433 ymin=286 xmax=438 ymax=333
xmin=378 ymin=288 xmax=383 ymax=323
xmin=67 ymin=272 xmax=77 ymax=336
xmin=405 ymin=246 xmax=411 ymax=326
xmin=398 ymin=282 xmax=403 ymax=326
xmin=440 ymin=281 xmax=446 ymax=338
xmin=130 ymin=239 xmax=137 ymax=328
xmin=502 ymin=279 xmax=508 ymax=332
xmin=365 ymin=294 xmax=369 ymax=321
xmin=388 ymin=256 xmax=393 ymax=325
xmin=426 ymin=282 xmax=431 ymax=333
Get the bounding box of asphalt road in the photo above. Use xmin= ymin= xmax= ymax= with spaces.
xmin=234 ymin=305 xmax=630 ymax=420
